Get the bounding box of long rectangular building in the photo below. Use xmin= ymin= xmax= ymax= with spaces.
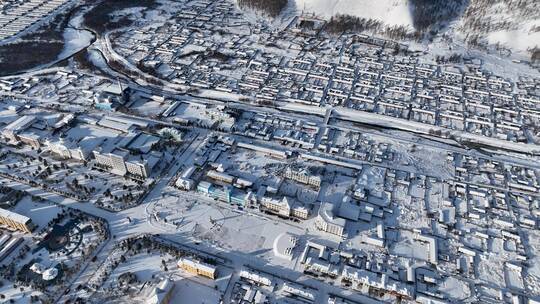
xmin=177 ymin=258 xmax=217 ymax=279
xmin=0 ymin=208 xmax=34 ymax=233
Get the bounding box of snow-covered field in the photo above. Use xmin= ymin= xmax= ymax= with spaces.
xmin=12 ymin=197 xmax=62 ymax=229
xmin=58 ymin=12 xmax=94 ymax=61
xmin=486 ymin=29 xmax=540 ymax=54
xmin=295 ymin=0 xmax=413 ymax=27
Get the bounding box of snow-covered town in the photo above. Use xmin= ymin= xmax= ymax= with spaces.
xmin=0 ymin=0 xmax=539 ymax=304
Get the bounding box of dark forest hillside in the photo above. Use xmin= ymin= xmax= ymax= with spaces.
xmin=238 ymin=0 xmax=288 ymax=18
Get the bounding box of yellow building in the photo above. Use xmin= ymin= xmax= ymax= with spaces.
xmin=0 ymin=208 xmax=34 ymax=233
xmin=177 ymin=258 xmax=216 ymax=279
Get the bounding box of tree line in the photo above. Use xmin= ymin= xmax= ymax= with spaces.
xmin=237 ymin=0 xmax=288 ymax=18
xmin=325 ymin=14 xmax=417 ymax=41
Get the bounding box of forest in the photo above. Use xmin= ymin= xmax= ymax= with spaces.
xmin=409 ymin=0 xmax=467 ymax=32
xmin=237 ymin=0 xmax=288 ymax=18
xmin=83 ymin=0 xmax=158 ymax=34
xmin=325 ymin=14 xmax=418 ymax=41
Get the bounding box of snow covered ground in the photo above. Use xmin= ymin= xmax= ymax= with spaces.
xmin=291 ymin=0 xmax=539 ymax=58
xmin=486 ymin=29 xmax=540 ymax=55
xmin=459 ymin=0 xmax=540 ymax=56
xmin=294 ymin=0 xmax=413 ymax=27
xmin=57 ymin=12 xmax=94 ymax=61
xmin=168 ymin=279 xmax=222 ymax=304
xmin=12 ymin=197 xmax=62 ymax=229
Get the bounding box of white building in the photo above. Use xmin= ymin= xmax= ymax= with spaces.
xmin=46 ymin=137 xmax=99 ymax=161
xmin=261 ymin=196 xmax=291 ymax=217
xmin=284 ymin=167 xmax=321 ymax=188
xmin=176 ymin=166 xmax=196 ymax=190
xmin=1 ymin=115 xmax=35 ymax=143
xmin=93 ymin=145 xmax=161 ymax=179
xmin=260 ymin=197 xmax=309 ymax=219
xmin=315 ymin=202 xmax=345 ymax=237
xmin=148 ymin=279 xmax=175 ymax=304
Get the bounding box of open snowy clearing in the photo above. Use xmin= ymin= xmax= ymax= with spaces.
xmin=295 ymin=0 xmax=413 ymax=27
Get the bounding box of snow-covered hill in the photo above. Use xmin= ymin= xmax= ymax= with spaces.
xmin=294 ymin=0 xmax=539 ymax=58
xmin=236 ymin=0 xmax=539 ymax=59
xmin=459 ymin=0 xmax=540 ymax=55
xmin=294 ymin=0 xmax=413 ymax=28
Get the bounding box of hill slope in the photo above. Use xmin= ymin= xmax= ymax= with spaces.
xmin=459 ymin=0 xmax=540 ymax=54
xmin=236 ymin=0 xmax=539 ymax=59
xmin=295 ymin=0 xmax=539 ymax=58
xmin=294 ymin=0 xmax=414 ymax=28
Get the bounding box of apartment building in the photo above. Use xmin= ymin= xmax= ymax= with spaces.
xmin=0 ymin=208 xmax=34 ymax=233
xmin=177 ymin=258 xmax=216 ymax=279
xmin=284 ymin=167 xmax=321 ymax=188
xmin=315 ymin=202 xmax=345 ymax=237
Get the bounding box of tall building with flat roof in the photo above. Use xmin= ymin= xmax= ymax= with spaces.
xmin=92 ymin=131 xmax=162 ymax=179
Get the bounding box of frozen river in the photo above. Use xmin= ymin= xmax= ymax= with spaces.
xmin=57 ymin=11 xmax=96 ymax=61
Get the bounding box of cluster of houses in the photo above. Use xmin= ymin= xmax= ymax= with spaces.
xmin=236 ymin=112 xmax=319 ymax=150
xmin=0 ymin=0 xmax=538 ymax=301
xmin=108 ymin=0 xmax=539 ymax=152
xmin=451 ymin=153 xmax=539 ymax=196
xmin=241 ymin=47 xmax=539 ymax=145
xmin=0 ymin=0 xmax=70 ymax=40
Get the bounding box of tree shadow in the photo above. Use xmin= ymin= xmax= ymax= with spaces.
xmin=408 ymin=0 xmax=470 ymax=33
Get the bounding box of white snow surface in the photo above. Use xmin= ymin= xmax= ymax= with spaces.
xmin=58 ymin=12 xmax=94 ymax=60
xmin=294 ymin=0 xmax=414 ymax=27
xmin=294 ymin=0 xmax=539 ymax=56
xmin=458 ymin=1 xmax=540 ymax=55
xmin=487 ymin=29 xmax=540 ymax=54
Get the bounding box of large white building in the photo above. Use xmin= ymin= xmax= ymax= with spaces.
xmin=1 ymin=115 xmax=35 ymax=144
xmin=90 ymin=130 xmax=162 ymax=179
xmin=260 ymin=197 xmax=309 ymax=219
xmin=284 ymin=167 xmax=321 ymax=188
xmin=2 ymin=113 xmax=75 ymax=148
xmin=315 ymin=202 xmax=345 ymax=237
xmin=93 ymin=148 xmax=160 ymax=179
xmin=46 ymin=136 xmax=100 ymax=161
